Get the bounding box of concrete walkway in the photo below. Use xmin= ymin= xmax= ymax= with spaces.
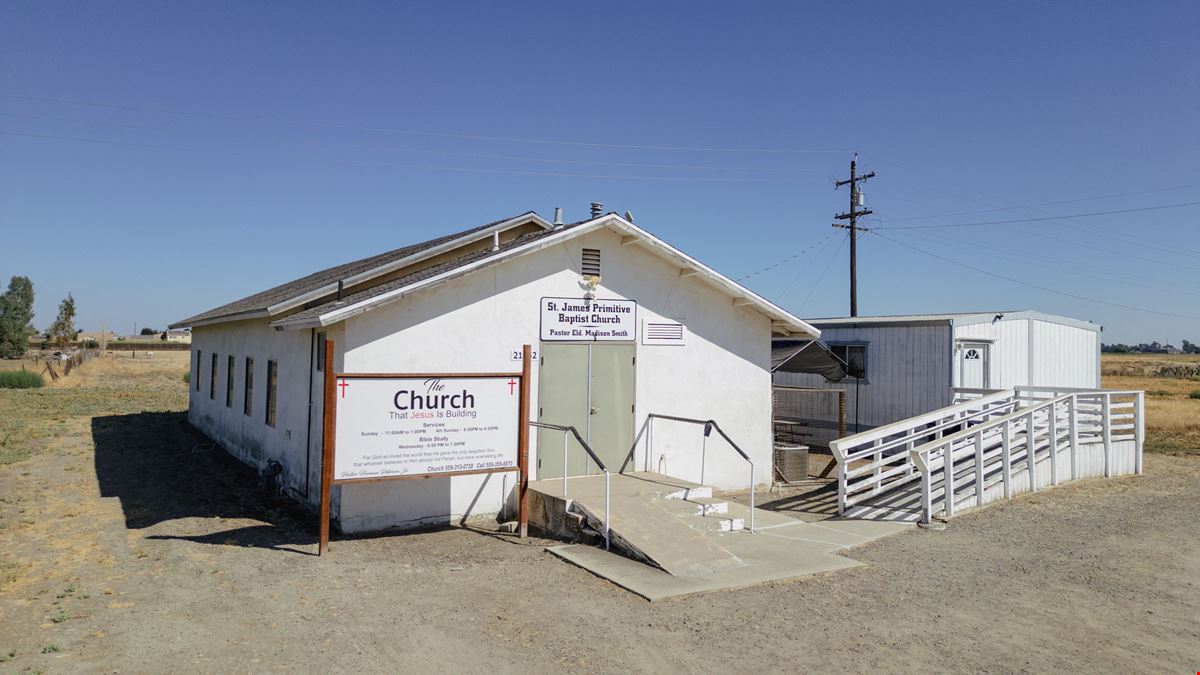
xmin=531 ymin=472 xmax=911 ymax=600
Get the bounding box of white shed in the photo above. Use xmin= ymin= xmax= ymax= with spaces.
xmin=773 ymin=311 xmax=1101 ymax=445
xmin=172 ymin=210 xmax=818 ymax=534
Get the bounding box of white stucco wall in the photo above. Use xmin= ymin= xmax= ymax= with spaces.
xmin=333 ymin=226 xmax=775 ymax=533
xmin=187 ymin=318 xmax=334 ymax=503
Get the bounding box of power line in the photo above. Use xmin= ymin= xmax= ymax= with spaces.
xmin=876 ymin=200 xmax=1200 ymax=230
xmin=0 ymin=130 xmax=820 ymax=183
xmin=886 ymin=183 xmax=1200 ymax=222
xmin=0 ymin=110 xmax=829 ymax=173
xmin=878 ymin=210 xmax=1196 ymax=271
xmin=0 ymin=93 xmax=845 ymax=154
xmin=873 ymin=231 xmax=1200 ymax=320
xmin=798 ymin=233 xmax=848 ymax=311
xmin=891 ymin=227 xmax=1200 ymax=297
xmin=867 ymin=155 xmax=1200 ymax=257
xmin=735 ymin=234 xmax=833 ymax=281
xmin=778 ymin=234 xmax=843 ymax=296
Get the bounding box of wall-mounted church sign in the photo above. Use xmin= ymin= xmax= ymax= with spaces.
xmin=539 ymin=297 xmax=637 ymax=341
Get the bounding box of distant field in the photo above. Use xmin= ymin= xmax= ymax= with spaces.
xmin=1102 ymin=353 xmax=1200 ymax=454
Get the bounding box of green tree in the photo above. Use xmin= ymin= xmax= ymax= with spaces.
xmin=0 ymin=276 xmax=36 ymax=358
xmin=139 ymin=327 xmax=158 ymax=336
xmin=47 ymin=293 xmax=77 ymax=351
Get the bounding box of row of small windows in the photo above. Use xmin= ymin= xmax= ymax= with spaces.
xmin=195 ymin=349 xmax=277 ymax=428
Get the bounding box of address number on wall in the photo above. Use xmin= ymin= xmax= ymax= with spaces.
xmin=510 ymin=349 xmax=539 ymax=361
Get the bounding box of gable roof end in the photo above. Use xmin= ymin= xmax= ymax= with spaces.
xmin=268 ymin=213 xmax=820 ymax=339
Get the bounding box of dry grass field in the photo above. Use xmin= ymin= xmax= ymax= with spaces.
xmin=1102 ymin=353 xmax=1200 ymax=455
xmin=0 ymin=351 xmax=1197 ymax=672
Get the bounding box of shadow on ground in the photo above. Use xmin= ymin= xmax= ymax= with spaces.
xmin=755 ymin=481 xmax=840 ymax=517
xmin=92 ymin=411 xmax=318 ymax=555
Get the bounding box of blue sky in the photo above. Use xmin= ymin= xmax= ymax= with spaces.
xmin=1 ymin=1 xmax=1197 ymax=343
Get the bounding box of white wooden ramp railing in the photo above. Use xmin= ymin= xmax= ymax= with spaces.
xmin=828 ymin=391 xmax=1023 ymax=517
xmin=910 ymin=389 xmax=1144 ymax=523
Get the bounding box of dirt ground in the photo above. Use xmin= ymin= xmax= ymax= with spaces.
xmin=1 ymin=355 xmax=1198 ymax=673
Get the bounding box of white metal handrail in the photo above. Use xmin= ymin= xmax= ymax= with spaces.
xmin=529 ymin=421 xmax=610 ymax=550
xmin=909 ymin=389 xmax=1144 ymax=523
xmin=829 ymin=390 xmax=1022 ymax=515
xmin=637 ymin=414 xmax=757 ymax=533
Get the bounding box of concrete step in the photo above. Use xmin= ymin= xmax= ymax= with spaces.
xmin=689 ymin=513 xmax=745 ymax=533
xmin=662 ymin=486 xmax=714 ymax=501
xmin=675 ymin=497 xmax=729 ymax=517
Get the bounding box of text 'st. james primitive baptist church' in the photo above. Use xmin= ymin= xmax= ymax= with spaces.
xmin=172 ymin=208 xmax=819 ymax=534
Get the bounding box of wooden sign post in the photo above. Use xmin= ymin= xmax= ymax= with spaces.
xmin=317 ymin=340 xmax=532 ymax=555
xmin=517 ymin=344 xmax=531 ymax=538
xmin=319 ymin=339 xmax=336 ymax=556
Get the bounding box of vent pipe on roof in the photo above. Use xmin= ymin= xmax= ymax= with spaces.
xmin=491 ymin=230 xmax=500 ymax=252
xmin=590 ymin=202 xmax=603 ymax=219
xmin=553 ymin=207 xmax=564 ymax=230
xmin=337 ymin=279 xmax=344 ymax=301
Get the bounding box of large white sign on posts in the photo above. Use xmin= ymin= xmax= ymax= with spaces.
xmin=540 ymin=297 xmax=637 ymax=341
xmin=318 ymin=340 xmax=533 ymax=556
xmin=333 ymin=375 xmax=520 ymax=480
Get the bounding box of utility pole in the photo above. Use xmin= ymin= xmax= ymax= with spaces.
xmin=833 ymin=153 xmax=875 ymax=317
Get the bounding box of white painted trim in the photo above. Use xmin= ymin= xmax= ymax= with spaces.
xmin=263 ymin=213 xmax=551 ymax=317
xmin=181 ymin=309 xmax=272 ymax=329
xmin=952 ymin=311 xmax=1100 ymax=333
xmin=270 ymin=214 xmax=821 ymax=338
xmin=173 ymin=213 xmax=550 ymax=329
xmin=812 ymin=310 xmax=1101 ymax=333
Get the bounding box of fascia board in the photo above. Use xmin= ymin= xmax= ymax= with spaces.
xmin=273 ymin=214 xmax=820 ymax=338
xmin=170 ymin=309 xmax=271 ymax=330
xmin=264 ymin=212 xmax=549 ymax=316
xmin=951 ymin=310 xmax=1100 ymax=333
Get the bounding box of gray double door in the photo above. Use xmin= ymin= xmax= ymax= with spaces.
xmin=537 ymin=342 xmax=635 ymax=479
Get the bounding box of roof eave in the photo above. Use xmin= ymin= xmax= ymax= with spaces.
xmin=262 ymin=212 xmax=551 ymax=317
xmin=170 ymin=308 xmax=271 ymax=330
xmin=271 ymin=215 xmax=820 ymax=339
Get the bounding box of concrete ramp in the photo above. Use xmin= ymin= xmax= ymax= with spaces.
xmin=528 ymin=472 xmax=911 ymax=599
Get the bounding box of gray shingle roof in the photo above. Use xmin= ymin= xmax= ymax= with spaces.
xmin=172 ymin=213 xmax=534 ymax=327
xmin=271 ymin=222 xmax=581 ymax=328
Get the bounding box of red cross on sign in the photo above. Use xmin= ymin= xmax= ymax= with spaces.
xmin=337 ymin=379 xmax=350 ymax=398
xmin=507 ymin=378 xmax=517 ymax=395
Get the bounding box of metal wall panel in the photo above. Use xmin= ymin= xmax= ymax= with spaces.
xmin=773 ymin=324 xmax=953 ymax=443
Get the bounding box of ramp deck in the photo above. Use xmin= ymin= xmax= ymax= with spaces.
xmin=528 ymin=472 xmax=910 ymax=599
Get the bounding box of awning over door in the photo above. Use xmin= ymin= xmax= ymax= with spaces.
xmin=771 ymin=340 xmax=848 ymax=382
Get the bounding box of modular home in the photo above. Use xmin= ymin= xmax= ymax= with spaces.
xmin=773 ymin=311 xmax=1101 ymax=446
xmin=172 ymin=209 xmax=819 ymax=534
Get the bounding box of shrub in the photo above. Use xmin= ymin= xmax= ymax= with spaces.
xmin=0 ymin=370 xmax=43 ymax=389
xmin=182 ymin=371 xmax=190 ymax=384
xmin=1190 ymin=389 xmax=1200 ymax=400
